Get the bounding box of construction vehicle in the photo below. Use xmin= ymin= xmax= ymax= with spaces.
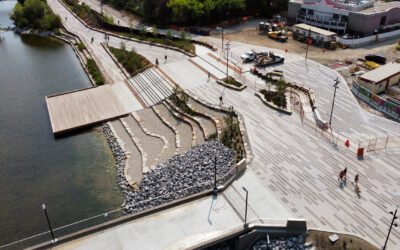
xmin=240 ymin=51 xmax=257 ymax=62
xmin=255 ymin=52 xmax=285 ymax=67
xmin=364 ymin=61 xmax=380 ymax=69
xmin=267 ymin=31 xmax=288 ymax=42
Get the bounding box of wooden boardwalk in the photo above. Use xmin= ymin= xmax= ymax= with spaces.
xmin=46 ymin=83 xmax=141 ymax=134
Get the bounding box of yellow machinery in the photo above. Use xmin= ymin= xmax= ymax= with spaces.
xmin=267 ymin=31 xmax=288 ymax=42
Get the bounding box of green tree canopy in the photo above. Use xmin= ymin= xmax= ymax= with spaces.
xmin=11 ymin=0 xmax=61 ymax=31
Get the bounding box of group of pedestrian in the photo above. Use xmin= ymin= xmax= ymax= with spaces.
xmin=338 ymin=167 xmax=360 ymax=197
xmin=104 ymin=34 xmax=111 ymax=43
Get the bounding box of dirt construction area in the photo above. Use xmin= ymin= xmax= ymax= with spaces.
xmin=217 ymin=27 xmax=400 ymax=66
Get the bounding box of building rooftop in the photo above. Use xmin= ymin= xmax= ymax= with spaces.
xmin=293 ymin=23 xmax=337 ymax=36
xmin=358 ymin=1 xmax=400 ymax=14
xmin=359 ymin=62 xmax=400 ymax=83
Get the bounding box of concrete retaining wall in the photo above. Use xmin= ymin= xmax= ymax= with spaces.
xmin=338 ymin=29 xmax=400 ymax=47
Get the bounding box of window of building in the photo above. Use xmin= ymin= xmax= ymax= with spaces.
xmin=300 ymin=8 xmax=306 ymax=14
xmin=308 ymin=9 xmax=314 ymax=15
xmin=380 ymin=16 xmax=386 ymax=26
xmin=333 ymin=14 xmax=339 ymax=20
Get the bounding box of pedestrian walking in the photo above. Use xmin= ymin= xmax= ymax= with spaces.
xmin=219 ymin=96 xmax=223 ymax=106
xmin=343 ymin=167 xmax=347 ymax=181
xmin=118 ymin=20 xmax=120 ymax=25
xmin=65 ymin=16 xmax=67 ymax=21
xmin=352 ymin=174 xmax=361 ymax=196
xmin=155 ymin=58 xmax=159 ymax=67
xmin=91 ymin=37 xmax=94 ymax=44
xmin=165 ymin=55 xmax=167 ymax=63
xmin=208 ymin=71 xmax=211 ymax=82
xmin=354 ymin=174 xmax=359 ymax=186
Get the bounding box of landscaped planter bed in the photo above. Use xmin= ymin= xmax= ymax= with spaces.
xmin=217 ymin=77 xmax=246 ymax=91
xmin=255 ymin=90 xmax=292 ymax=115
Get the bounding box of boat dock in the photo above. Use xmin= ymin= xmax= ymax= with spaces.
xmin=46 ymin=82 xmax=143 ymax=134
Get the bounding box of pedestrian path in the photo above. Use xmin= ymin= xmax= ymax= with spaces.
xmin=128 ymin=68 xmax=174 ymax=107
xmin=160 ymin=60 xmax=210 ymax=89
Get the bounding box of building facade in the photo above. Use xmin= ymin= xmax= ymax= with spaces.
xmin=288 ymin=0 xmax=400 ymax=36
xmin=358 ymin=62 xmax=400 ymax=94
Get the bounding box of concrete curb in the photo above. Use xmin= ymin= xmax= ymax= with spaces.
xmin=255 ymin=92 xmax=292 ymax=115
xmin=51 ymin=34 xmax=96 ymax=87
xmin=130 ymin=113 xmax=169 ymax=170
xmin=216 ymin=78 xmax=247 ymax=91
xmin=31 ymin=159 xmax=245 ymax=250
xmin=163 ymin=102 xmax=198 ymax=146
xmin=307 ymin=227 xmax=381 ymax=249
xmin=186 ymin=90 xmax=254 ymax=164
xmin=165 ymin=99 xmax=207 ymax=141
xmin=152 ymin=105 xmax=181 ymax=150
xmin=57 ymin=0 xmax=196 ymax=57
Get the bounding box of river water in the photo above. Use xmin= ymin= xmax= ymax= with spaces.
xmin=0 ymin=1 xmax=123 ymax=247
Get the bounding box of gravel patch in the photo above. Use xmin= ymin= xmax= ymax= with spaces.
xmin=252 ymin=235 xmax=308 ymax=250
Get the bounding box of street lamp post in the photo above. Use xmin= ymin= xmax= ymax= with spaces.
xmin=329 ymin=77 xmax=340 ymax=126
xmin=242 ymin=187 xmax=248 ymax=227
xmin=225 ymin=41 xmax=230 ymax=79
xmin=42 ymin=204 xmax=56 ymax=243
xmin=213 ymin=153 xmax=218 ymax=196
xmin=221 ymin=27 xmax=224 ymax=53
xmin=305 ymin=28 xmax=311 ymax=60
xmin=383 ymin=205 xmax=398 ymax=250
xmin=229 ymin=106 xmax=234 ymax=146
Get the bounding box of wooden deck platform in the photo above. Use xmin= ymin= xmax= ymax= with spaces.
xmin=46 ymin=82 xmax=143 ymax=134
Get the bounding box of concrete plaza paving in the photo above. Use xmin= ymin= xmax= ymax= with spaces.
xmin=56 ymin=38 xmax=400 ymax=249
xmin=46 ymin=2 xmax=400 ymax=247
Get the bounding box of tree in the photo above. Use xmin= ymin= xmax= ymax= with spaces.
xmin=11 ymin=0 xmax=62 ymax=31
xmin=167 ymin=0 xmax=204 ymax=24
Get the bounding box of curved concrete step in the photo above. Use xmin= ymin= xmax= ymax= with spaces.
xmin=187 ymin=97 xmax=225 ymax=137
xmin=121 ymin=115 xmax=165 ymax=170
xmin=164 ymin=100 xmax=206 ymax=146
xmin=153 ymin=103 xmax=193 ymax=154
xmin=163 ymin=101 xmax=200 ymax=146
xmin=110 ymin=120 xmax=143 ymax=187
xmin=135 ymin=108 xmax=178 ymax=164
xmin=119 ymin=118 xmax=148 ymax=172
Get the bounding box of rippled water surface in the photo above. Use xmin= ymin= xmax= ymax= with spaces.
xmin=0 ymin=1 xmax=123 ymax=247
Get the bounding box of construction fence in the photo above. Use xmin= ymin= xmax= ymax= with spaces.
xmin=352 ymin=80 xmax=400 ymax=121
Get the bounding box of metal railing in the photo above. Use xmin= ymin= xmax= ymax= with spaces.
xmin=358 ymin=136 xmax=400 ymax=152
xmin=0 ymin=160 xmax=239 ymax=249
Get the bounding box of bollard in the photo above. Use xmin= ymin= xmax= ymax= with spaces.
xmin=345 ymin=139 xmax=350 ymax=148
xmin=357 ymin=148 xmax=364 ymax=158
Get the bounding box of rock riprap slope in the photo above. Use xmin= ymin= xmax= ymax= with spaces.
xmin=122 ymin=140 xmax=235 ymax=213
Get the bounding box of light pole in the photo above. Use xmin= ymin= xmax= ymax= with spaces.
xmin=242 ymin=187 xmax=248 ymax=227
xmin=229 ymin=106 xmax=234 ymax=147
xmin=221 ymin=27 xmax=224 ymax=53
xmin=213 ymin=153 xmax=218 ymax=196
xmin=383 ymin=205 xmax=398 ymax=250
xmin=329 ymin=77 xmax=340 ymax=126
xmin=225 ymin=41 xmax=230 ymax=79
xmin=42 ymin=204 xmax=56 ymax=243
xmin=305 ymin=28 xmax=311 ymax=60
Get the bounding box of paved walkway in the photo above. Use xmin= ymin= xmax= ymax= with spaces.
xmin=48 ymin=4 xmax=400 ymax=248
xmin=55 ymin=169 xmax=292 ymax=250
